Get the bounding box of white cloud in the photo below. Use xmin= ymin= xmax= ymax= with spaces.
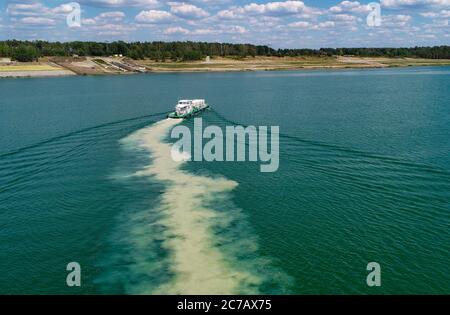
xmin=227 ymin=25 xmax=247 ymax=33
xmin=191 ymin=28 xmax=216 ymax=35
xmin=329 ymin=1 xmax=370 ymax=14
xmin=316 ymin=21 xmax=336 ymax=29
xmin=82 ymin=18 xmax=97 ymax=25
xmin=288 ymin=21 xmax=310 ymax=28
xmin=382 ymin=14 xmax=413 ymax=26
xmin=243 ymin=1 xmax=306 ymax=16
xmin=299 ymin=6 xmax=324 ymax=19
xmin=381 ymin=0 xmax=450 ymax=8
xmin=164 ymin=26 xmax=190 ymax=34
xmin=423 ymin=18 xmax=449 ymax=27
xmin=286 ymin=20 xmax=338 ymax=30
xmin=395 ymin=14 xmax=413 ymax=21
xmin=20 ymin=17 xmax=57 ymax=26
xmin=7 ymin=2 xmax=48 ymax=17
xmin=84 ymin=11 xmax=126 ymax=25
xmin=135 ymin=10 xmax=173 ymax=23
xmin=5 ymin=1 xmax=85 ymax=29
xmin=169 ymin=3 xmax=209 ymax=19
xmin=420 ymin=9 xmax=450 ymax=16
xmin=330 ymin=14 xmax=358 ymax=22
xmin=161 ymin=24 xmax=247 ymax=36
xmin=98 ymin=11 xmax=126 ymax=20
xmin=216 ymin=7 xmax=245 ymax=19
xmin=7 ymin=2 xmax=82 ymax=19
xmin=215 ymin=1 xmax=314 ymax=22
xmin=80 ymin=0 xmax=159 ymax=8
xmin=52 ymin=4 xmax=76 ymax=14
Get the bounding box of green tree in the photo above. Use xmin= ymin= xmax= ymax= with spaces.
xmin=11 ymin=45 xmax=39 ymax=62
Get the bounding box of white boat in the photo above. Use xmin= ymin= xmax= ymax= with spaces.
xmin=168 ymin=99 xmax=209 ymax=119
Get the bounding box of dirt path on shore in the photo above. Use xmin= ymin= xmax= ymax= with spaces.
xmin=337 ymin=56 xmax=388 ymax=67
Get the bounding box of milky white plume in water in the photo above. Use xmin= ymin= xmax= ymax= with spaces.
xmin=123 ymin=118 xmax=265 ymax=294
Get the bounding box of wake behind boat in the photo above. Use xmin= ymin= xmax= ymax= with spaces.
xmin=168 ymin=99 xmax=209 ymax=119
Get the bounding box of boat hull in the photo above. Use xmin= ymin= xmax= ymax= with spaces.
xmin=167 ymin=105 xmax=209 ymax=119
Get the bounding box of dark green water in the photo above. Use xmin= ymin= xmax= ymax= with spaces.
xmin=0 ymin=67 xmax=449 ymax=294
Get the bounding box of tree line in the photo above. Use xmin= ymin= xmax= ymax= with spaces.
xmin=0 ymin=40 xmax=449 ymax=62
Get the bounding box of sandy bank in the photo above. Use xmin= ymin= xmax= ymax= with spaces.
xmin=135 ymin=56 xmax=450 ymax=73
xmin=1 ymin=56 xmax=449 ymax=77
xmin=0 ymin=70 xmax=75 ymax=78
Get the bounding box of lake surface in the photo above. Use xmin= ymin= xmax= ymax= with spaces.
xmin=1 ymin=67 xmax=449 ymax=294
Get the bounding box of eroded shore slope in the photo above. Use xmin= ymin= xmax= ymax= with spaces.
xmin=1 ymin=56 xmax=449 ymax=77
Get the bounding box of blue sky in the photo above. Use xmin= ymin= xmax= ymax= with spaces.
xmin=1 ymin=0 xmax=449 ymax=47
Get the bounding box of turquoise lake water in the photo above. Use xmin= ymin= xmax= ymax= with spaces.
xmin=0 ymin=67 xmax=449 ymax=294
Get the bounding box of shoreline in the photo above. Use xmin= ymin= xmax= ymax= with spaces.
xmin=133 ymin=56 xmax=450 ymax=73
xmin=139 ymin=63 xmax=450 ymax=73
xmin=1 ymin=56 xmax=450 ymax=78
xmin=0 ymin=70 xmax=75 ymax=78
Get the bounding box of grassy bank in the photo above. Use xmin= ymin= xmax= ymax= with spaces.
xmin=0 ymin=64 xmax=61 ymax=72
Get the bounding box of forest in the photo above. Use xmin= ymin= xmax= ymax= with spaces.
xmin=1 ymin=40 xmax=449 ymax=62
